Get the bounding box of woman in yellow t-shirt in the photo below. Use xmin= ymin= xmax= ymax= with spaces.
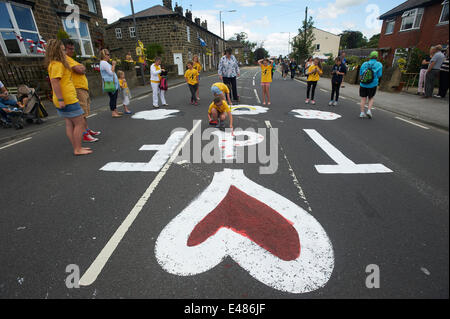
xmin=193 ymin=55 xmax=202 ymax=100
xmin=305 ymin=58 xmax=323 ymax=105
xmin=45 ymin=39 xmax=91 ymax=156
xmin=258 ymin=58 xmax=274 ymax=105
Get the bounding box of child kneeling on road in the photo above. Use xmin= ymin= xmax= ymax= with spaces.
xmin=208 ymin=96 xmax=233 ymax=130
xmin=211 ymin=82 xmax=233 ymax=105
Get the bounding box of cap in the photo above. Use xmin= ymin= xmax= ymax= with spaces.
xmin=369 ymin=51 xmax=379 ymax=59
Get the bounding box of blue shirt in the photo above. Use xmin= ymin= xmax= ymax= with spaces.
xmin=360 ymin=59 xmax=383 ymax=88
xmin=332 ymin=64 xmax=347 ymax=83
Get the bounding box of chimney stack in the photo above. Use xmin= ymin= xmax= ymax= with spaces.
xmin=201 ymin=20 xmax=207 ymax=30
xmin=162 ymin=0 xmax=172 ymax=10
xmin=185 ymin=9 xmax=192 ymax=21
xmin=174 ymin=2 xmax=183 ymax=15
xmin=194 ymin=17 xmax=201 ymax=25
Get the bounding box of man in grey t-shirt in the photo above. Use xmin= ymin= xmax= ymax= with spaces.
xmin=424 ymin=45 xmax=445 ymax=98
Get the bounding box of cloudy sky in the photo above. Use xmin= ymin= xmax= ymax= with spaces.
xmin=100 ymin=0 xmax=405 ymax=57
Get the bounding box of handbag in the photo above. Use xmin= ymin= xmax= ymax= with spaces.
xmin=103 ymin=76 xmax=116 ymax=93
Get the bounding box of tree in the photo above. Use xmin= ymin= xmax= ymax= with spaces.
xmin=254 ymin=47 xmax=269 ymax=60
xmin=291 ymin=16 xmax=315 ymax=64
xmin=340 ymin=30 xmax=368 ymax=49
xmin=365 ymin=33 xmax=380 ymax=48
xmin=145 ymin=43 xmax=164 ymax=60
xmin=229 ymin=32 xmax=257 ymax=51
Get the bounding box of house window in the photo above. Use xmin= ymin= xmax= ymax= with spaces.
xmin=87 ymin=0 xmax=97 ymax=14
xmin=400 ymin=8 xmax=424 ymax=31
xmin=315 ymin=44 xmax=320 ymax=51
xmin=62 ymin=18 xmax=94 ymax=57
xmin=64 ymin=0 xmax=74 ymax=5
xmin=129 ymin=27 xmax=135 ymax=38
xmin=115 ymin=28 xmax=122 ymax=39
xmin=187 ymin=26 xmax=191 ymax=42
xmin=385 ymin=19 xmax=395 ymax=34
xmin=0 ymin=1 xmax=43 ymax=56
xmin=235 ymin=49 xmax=239 ymax=54
xmin=440 ymin=0 xmax=449 ymax=24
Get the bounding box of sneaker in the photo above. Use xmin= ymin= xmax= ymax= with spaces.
xmin=88 ymin=129 xmax=101 ymax=136
xmin=328 ymin=100 xmax=334 ymax=106
xmin=153 ymin=105 xmax=160 ymax=108
xmin=83 ymin=133 xmax=99 ymax=142
xmin=194 ymin=101 xmax=198 ymax=106
xmin=360 ymin=112 xmax=366 ymax=118
xmin=433 ymin=95 xmax=442 ymax=98
xmin=311 ymin=100 xmax=316 ymax=105
xmin=333 ymin=101 xmax=338 ymax=106
xmin=366 ymin=110 xmax=372 ymax=119
xmin=305 ymin=99 xmax=310 ymax=104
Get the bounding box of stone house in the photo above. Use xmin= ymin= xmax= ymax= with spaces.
xmin=0 ymin=0 xmax=106 ymax=65
xmin=226 ymin=40 xmax=252 ymax=65
xmin=378 ymin=0 xmax=449 ymax=65
xmin=104 ymin=0 xmax=226 ymax=75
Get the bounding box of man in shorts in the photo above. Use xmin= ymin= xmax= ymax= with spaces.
xmin=64 ymin=39 xmax=100 ymax=142
xmin=359 ymin=51 xmax=383 ymax=119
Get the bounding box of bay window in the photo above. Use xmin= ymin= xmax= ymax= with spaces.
xmin=0 ymin=1 xmax=42 ymax=56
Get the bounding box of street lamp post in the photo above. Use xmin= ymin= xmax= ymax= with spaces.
xmin=219 ymin=10 xmax=236 ymax=51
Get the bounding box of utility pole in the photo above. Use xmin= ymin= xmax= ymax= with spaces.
xmin=130 ymin=0 xmax=145 ymax=85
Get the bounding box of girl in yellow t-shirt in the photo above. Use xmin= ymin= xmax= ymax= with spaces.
xmin=46 ymin=39 xmax=91 ymax=156
xmin=185 ymin=61 xmax=200 ymax=105
xmin=305 ymin=58 xmax=323 ymax=105
xmin=117 ymin=71 xmax=132 ymax=114
xmin=258 ymin=58 xmax=274 ymax=105
xmin=193 ymin=55 xmax=202 ymax=101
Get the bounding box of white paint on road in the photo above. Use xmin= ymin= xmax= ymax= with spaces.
xmin=155 ymin=169 xmax=334 ymax=294
xmin=253 ymin=89 xmax=261 ymax=104
xmin=304 ymin=129 xmax=393 ymax=174
xmin=291 ymin=109 xmax=341 ymax=121
xmin=86 ymin=113 xmax=97 ymax=118
xmin=231 ymin=105 xmax=269 ymax=115
xmin=79 ymin=120 xmax=203 ymax=286
xmin=132 ymin=109 xmax=180 ymax=121
xmin=395 ymin=117 xmax=429 ymax=130
xmin=0 ymin=137 xmax=32 ymax=150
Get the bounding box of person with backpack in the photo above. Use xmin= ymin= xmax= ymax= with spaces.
xmin=359 ymin=51 xmax=383 ymax=119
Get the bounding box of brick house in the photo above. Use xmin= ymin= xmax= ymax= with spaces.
xmin=378 ymin=0 xmax=449 ymax=65
xmin=104 ymin=0 xmax=225 ymax=75
xmin=0 ymin=0 xmax=106 ymax=64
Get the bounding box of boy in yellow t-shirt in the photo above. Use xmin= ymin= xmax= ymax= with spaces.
xmin=258 ymin=58 xmax=274 ymax=105
xmin=208 ymin=96 xmax=233 ymax=130
xmin=305 ymin=58 xmax=323 ymax=105
xmin=211 ymin=82 xmax=232 ymax=105
xmin=185 ymin=61 xmax=199 ymax=105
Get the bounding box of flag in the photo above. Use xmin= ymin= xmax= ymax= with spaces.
xmin=199 ymin=37 xmax=206 ymax=47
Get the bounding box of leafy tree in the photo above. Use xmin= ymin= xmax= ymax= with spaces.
xmin=365 ymin=33 xmax=380 ymax=48
xmin=57 ymin=28 xmax=70 ymax=40
xmin=254 ymin=46 xmax=269 ymax=60
xmin=340 ymin=30 xmax=368 ymax=49
xmin=229 ymin=32 xmax=257 ymax=51
xmin=145 ymin=43 xmax=164 ymax=60
xmin=407 ymin=47 xmax=427 ymax=73
xmin=291 ymin=16 xmax=315 ymax=64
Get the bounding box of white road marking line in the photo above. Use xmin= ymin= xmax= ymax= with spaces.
xmin=294 ymin=79 xmax=306 ymax=85
xmin=79 ymin=120 xmax=203 ymax=286
xmin=253 ymin=80 xmax=255 ymax=86
xmin=86 ymin=113 xmax=97 ymax=118
xmin=395 ymin=117 xmax=429 ymax=130
xmin=253 ymin=89 xmax=261 ymax=104
xmin=320 ymin=89 xmax=328 ymax=93
xmin=303 ymin=129 xmax=393 ymax=174
xmin=136 ymin=95 xmax=149 ymax=100
xmin=340 ymin=96 xmax=348 ymax=100
xmin=0 ymin=137 xmax=32 ymax=150
xmin=265 ymin=121 xmax=313 ymax=212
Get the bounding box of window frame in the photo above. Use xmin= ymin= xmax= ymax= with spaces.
xmin=129 ymin=26 xmax=136 ymax=38
xmin=62 ymin=18 xmax=94 ymax=57
xmin=186 ymin=26 xmax=191 ymax=42
xmin=385 ymin=19 xmax=396 ymax=34
xmin=0 ymin=1 xmax=43 ymax=57
xmin=315 ymin=44 xmax=320 ymax=51
xmin=87 ymin=0 xmax=97 ymax=14
xmin=439 ymin=0 xmax=449 ymax=24
xmin=64 ymin=0 xmax=74 ymax=5
xmin=400 ymin=7 xmax=424 ymax=31
xmin=115 ymin=27 xmax=122 ymax=39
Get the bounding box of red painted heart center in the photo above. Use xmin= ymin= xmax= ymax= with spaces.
xmin=187 ymin=186 xmax=301 ymax=261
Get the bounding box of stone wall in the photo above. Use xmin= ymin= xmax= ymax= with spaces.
xmin=85 ymin=68 xmax=138 ymax=98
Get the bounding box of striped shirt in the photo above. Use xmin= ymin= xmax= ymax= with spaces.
xmin=440 ymin=58 xmax=449 ymax=73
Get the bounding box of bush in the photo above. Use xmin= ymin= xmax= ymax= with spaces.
xmin=145 ymin=43 xmax=164 ymax=60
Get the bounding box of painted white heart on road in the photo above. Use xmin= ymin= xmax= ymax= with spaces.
xmin=231 ymin=105 xmax=268 ymax=115
xmin=155 ymin=169 xmax=334 ymax=294
xmin=291 ymin=109 xmax=341 ymax=121
xmin=132 ymin=109 xmax=180 ymax=121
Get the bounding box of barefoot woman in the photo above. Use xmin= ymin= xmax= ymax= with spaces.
xmin=46 ymin=39 xmax=92 ymax=156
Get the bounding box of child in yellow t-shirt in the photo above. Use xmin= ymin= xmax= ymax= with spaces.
xmin=211 ymin=82 xmax=232 ymax=105
xmin=117 ymin=71 xmax=132 ymax=114
xmin=193 ymin=55 xmax=202 ymax=100
xmin=185 ymin=61 xmax=199 ymax=105
xmin=305 ymin=58 xmax=323 ymax=105
xmin=208 ymin=96 xmax=233 ymax=130
xmin=258 ymin=58 xmax=274 ymax=105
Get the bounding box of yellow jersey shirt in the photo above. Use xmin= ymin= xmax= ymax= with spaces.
xmin=193 ymin=62 xmax=202 ymax=73
xmin=212 ymin=82 xmax=230 ymax=94
xmin=185 ymin=69 xmax=199 ymax=85
xmin=261 ymin=64 xmax=273 ymax=83
xmin=307 ymin=65 xmax=323 ymax=82
xmin=48 ymin=61 xmax=78 ymax=108
xmin=208 ymin=100 xmax=231 ymax=114
xmin=66 ymin=55 xmax=89 ymax=91
xmin=119 ymin=79 xmax=128 ymax=89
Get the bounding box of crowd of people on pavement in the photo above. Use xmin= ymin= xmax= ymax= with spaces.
xmin=419 ymin=45 xmax=449 ymax=99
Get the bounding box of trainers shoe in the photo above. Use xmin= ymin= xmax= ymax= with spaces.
xmin=333 ymin=101 xmax=338 ymax=106
xmin=305 ymin=99 xmax=310 ymax=104
xmin=328 ymin=100 xmax=334 ymax=106
xmin=88 ymin=129 xmax=101 ymax=136
xmin=366 ymin=110 xmax=372 ymax=119
xmin=433 ymin=95 xmax=442 ymax=98
xmin=194 ymin=101 xmax=199 ymax=106
xmin=360 ymin=112 xmax=366 ymax=118
xmin=83 ymin=133 xmax=99 ymax=142
xmin=311 ymin=100 xmax=316 ymax=105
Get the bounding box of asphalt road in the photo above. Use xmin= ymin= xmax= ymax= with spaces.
xmin=0 ymin=67 xmax=448 ymax=299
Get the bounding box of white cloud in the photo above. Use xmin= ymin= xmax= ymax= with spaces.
xmin=317 ymin=0 xmax=367 ymax=19
xmin=101 ymin=5 xmax=125 ymax=23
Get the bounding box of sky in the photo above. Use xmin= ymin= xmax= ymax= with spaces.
xmin=100 ymin=0 xmax=405 ymax=57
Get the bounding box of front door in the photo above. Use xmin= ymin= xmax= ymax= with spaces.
xmin=173 ymin=53 xmax=184 ymax=76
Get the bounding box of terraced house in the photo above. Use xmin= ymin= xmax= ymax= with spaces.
xmin=0 ymin=0 xmax=106 ymax=87
xmin=105 ymin=0 xmax=226 ymax=76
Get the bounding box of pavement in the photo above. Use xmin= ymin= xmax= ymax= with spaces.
xmin=0 ymin=66 xmax=448 ymax=299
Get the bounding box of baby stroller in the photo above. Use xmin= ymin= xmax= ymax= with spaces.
xmin=17 ymin=84 xmax=48 ymax=125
